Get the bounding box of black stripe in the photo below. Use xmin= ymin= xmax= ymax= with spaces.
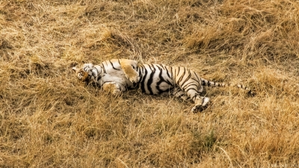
xmin=161 ymin=66 xmax=174 ymax=86
xmin=182 ymin=82 xmax=197 ymax=91
xmin=158 ymin=64 xmax=166 ymax=71
xmin=101 ymin=63 xmax=107 ymax=73
xmin=177 ymin=67 xmax=181 ymax=76
xmin=174 ymin=68 xmax=177 ymax=81
xmin=186 ymin=87 xmax=198 ymax=93
xmin=147 ymin=69 xmax=155 ymax=94
xmin=193 ymin=72 xmax=200 ymax=81
xmin=156 ymin=66 xmax=164 ymax=93
xmin=174 ymin=89 xmax=185 ymax=97
xmin=201 ymin=79 xmax=206 ymax=86
xmin=156 ymin=66 xmax=174 ymax=93
xmin=148 ymin=64 xmax=154 ymax=72
xmin=152 ymin=64 xmax=157 ymax=72
xmin=109 ymin=60 xmax=121 ymax=70
xmin=185 ymin=84 xmax=199 ymax=93
xmin=190 ymin=93 xmax=200 ymax=101
xmin=177 ymin=67 xmax=186 ymax=84
xmin=164 ymin=79 xmax=174 ymax=86
xmin=94 ymin=67 xmax=101 ymax=81
xmin=83 ymin=65 xmax=91 ymax=72
xmin=140 ymin=68 xmax=147 ymax=93
xmin=180 ymin=69 xmax=192 ymax=88
xmin=172 ymin=88 xmax=180 ymax=95
xmin=155 ymin=64 xmax=162 ymax=69
xmin=140 ymin=63 xmax=145 ymax=68
xmin=166 ymin=66 xmax=172 ymax=79
xmin=103 ymin=61 xmax=109 ymax=67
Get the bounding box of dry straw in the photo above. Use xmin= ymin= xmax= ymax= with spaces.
xmin=0 ymin=0 xmax=299 ymax=167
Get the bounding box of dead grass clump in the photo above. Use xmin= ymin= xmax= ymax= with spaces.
xmin=232 ymin=130 xmax=299 ymax=166
xmin=88 ymin=29 xmax=142 ymax=59
xmin=82 ymin=1 xmax=107 ymax=19
xmin=253 ymin=67 xmax=298 ymax=97
xmin=0 ymin=38 xmax=12 ymax=50
xmin=184 ymin=0 xmax=299 ymax=63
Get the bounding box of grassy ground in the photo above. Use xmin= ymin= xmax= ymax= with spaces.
xmin=1 ymin=0 xmax=299 ymax=167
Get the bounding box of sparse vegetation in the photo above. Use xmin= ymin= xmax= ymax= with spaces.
xmin=1 ymin=0 xmax=299 ymax=167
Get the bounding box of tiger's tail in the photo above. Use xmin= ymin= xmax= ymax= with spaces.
xmin=201 ymin=78 xmax=254 ymax=95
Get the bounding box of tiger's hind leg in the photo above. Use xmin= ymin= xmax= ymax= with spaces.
xmin=173 ymin=87 xmax=210 ymax=113
xmin=191 ymin=96 xmax=210 ymax=112
xmin=102 ymin=82 xmax=126 ymax=96
xmin=172 ymin=87 xmax=189 ymax=101
xmin=183 ymin=83 xmax=210 ymax=113
xmin=119 ymin=59 xmax=140 ymax=84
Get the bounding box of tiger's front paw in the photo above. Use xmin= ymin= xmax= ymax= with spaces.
xmin=128 ymin=75 xmax=140 ymax=84
xmin=190 ymin=105 xmax=207 ymax=113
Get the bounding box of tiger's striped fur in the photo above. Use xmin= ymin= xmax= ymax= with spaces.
xmin=72 ymin=59 xmax=252 ymax=112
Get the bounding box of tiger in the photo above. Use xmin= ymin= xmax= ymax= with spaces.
xmin=72 ymin=59 xmax=253 ymax=112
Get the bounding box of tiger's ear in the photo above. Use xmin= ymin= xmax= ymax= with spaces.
xmin=72 ymin=67 xmax=77 ymax=72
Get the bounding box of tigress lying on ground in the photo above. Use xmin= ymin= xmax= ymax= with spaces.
xmin=72 ymin=59 xmax=253 ymax=112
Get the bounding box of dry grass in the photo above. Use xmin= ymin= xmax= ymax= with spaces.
xmin=1 ymin=0 xmax=299 ymax=167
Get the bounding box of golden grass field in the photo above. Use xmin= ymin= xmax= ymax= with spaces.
xmin=1 ymin=0 xmax=299 ymax=167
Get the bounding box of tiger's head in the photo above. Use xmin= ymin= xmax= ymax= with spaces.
xmin=72 ymin=63 xmax=95 ymax=84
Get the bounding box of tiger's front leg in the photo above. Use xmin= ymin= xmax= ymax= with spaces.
xmin=119 ymin=59 xmax=140 ymax=84
xmin=102 ymin=82 xmax=126 ymax=96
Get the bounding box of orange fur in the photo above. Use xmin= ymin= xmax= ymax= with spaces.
xmin=119 ymin=59 xmax=139 ymax=83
